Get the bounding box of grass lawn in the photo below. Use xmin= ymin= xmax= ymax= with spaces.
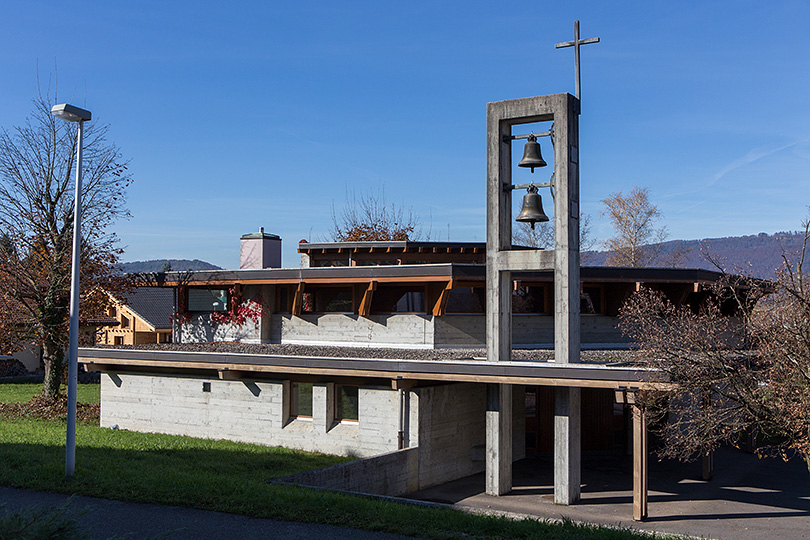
xmin=0 ymin=383 xmax=672 ymax=540
xmin=0 ymin=382 xmax=100 ymax=404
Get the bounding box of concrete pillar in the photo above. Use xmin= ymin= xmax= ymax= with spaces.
xmin=554 ymin=386 xmax=581 ymax=504
xmin=485 ymin=94 xmax=581 ymax=503
xmin=485 ymin=383 xmax=512 ymax=495
xmin=551 ymin=91 xmax=582 ymax=507
xmin=313 ymin=383 xmax=334 ymax=433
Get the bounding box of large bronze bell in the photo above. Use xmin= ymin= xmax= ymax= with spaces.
xmin=518 ymin=134 xmax=547 ymax=172
xmin=516 ymin=185 xmax=549 ymax=229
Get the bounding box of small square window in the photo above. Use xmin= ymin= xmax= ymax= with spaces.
xmin=336 ymin=385 xmax=359 ymax=422
xmin=202 ymin=382 xmax=211 ymax=392
xmin=291 ymin=382 xmax=313 ymax=418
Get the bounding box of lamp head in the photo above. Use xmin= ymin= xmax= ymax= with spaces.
xmin=51 ymin=103 xmax=92 ymax=123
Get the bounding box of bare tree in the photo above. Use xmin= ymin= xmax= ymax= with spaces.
xmin=0 ymin=92 xmax=132 ymax=398
xmin=330 ymin=188 xmax=420 ymax=242
xmin=513 ymin=213 xmax=595 ymax=262
xmin=601 ymin=187 xmax=668 ymax=266
xmin=619 ymin=213 xmax=810 ymax=474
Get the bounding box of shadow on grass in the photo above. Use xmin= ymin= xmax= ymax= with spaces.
xmin=0 ymin=436 xmax=663 ymax=540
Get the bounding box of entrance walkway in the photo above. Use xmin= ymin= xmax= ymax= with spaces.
xmin=408 ymin=447 xmax=810 ymax=540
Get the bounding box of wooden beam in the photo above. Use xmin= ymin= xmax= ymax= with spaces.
xmin=83 ymin=363 xmax=111 ymax=372
xmin=391 ymin=377 xmax=416 ymax=390
xmin=291 ymin=282 xmax=305 ymax=316
xmin=702 ymin=391 xmax=714 ymax=480
xmin=702 ymin=452 xmax=714 ymax=481
xmin=633 ymin=405 xmax=648 ymax=521
xmin=358 ymin=281 xmax=377 ymax=317
xmin=431 ymin=280 xmax=454 ymax=317
xmin=218 ymin=368 xmax=242 ymax=380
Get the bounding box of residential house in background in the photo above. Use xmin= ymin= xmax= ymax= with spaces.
xmin=96 ymin=287 xmax=174 ymax=346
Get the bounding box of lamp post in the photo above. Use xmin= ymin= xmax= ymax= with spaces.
xmin=51 ymin=103 xmax=92 ymax=478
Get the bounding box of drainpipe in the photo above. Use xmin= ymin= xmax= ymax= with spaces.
xmin=398 ymin=387 xmax=406 ymax=449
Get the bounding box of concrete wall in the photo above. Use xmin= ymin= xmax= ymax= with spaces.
xmin=414 ymin=383 xmax=486 ymax=488
xmin=179 ymin=306 xmax=627 ymax=349
xmin=281 ymin=447 xmax=419 ymax=496
xmin=178 ymin=314 xmax=262 ymax=343
xmin=435 ymin=314 xmax=628 ymax=348
xmin=274 ymin=313 xmax=435 ymax=348
xmin=100 ymin=373 xmax=401 ymax=458
xmin=100 ymin=372 xmax=530 ymax=496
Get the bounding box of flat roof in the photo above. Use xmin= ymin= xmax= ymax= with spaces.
xmin=144 ymin=263 xmax=727 ymax=287
xmin=298 ymin=241 xmax=489 ymax=252
xmin=78 ymin=347 xmax=669 ymax=390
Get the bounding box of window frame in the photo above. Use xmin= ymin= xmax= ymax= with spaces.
xmin=290 ymin=381 xmax=314 ymax=420
xmin=335 ymin=385 xmax=359 ymax=424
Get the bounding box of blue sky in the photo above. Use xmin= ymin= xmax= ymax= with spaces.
xmin=1 ymin=1 xmax=808 ymax=269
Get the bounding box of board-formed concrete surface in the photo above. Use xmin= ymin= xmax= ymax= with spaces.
xmin=408 ymin=447 xmax=810 ymax=540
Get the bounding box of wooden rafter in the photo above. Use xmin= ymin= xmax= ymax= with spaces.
xmin=358 ymin=281 xmax=377 ymax=317
xmin=291 ymin=282 xmax=305 ymax=316
xmin=431 ymin=280 xmax=454 ymax=317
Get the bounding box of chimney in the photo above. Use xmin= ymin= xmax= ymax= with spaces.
xmin=240 ymin=227 xmax=282 ymax=269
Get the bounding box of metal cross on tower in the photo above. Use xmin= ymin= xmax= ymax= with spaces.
xmin=555 ymin=20 xmax=600 ymax=100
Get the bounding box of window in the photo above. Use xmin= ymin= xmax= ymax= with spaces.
xmin=336 ymin=385 xmax=359 ymax=422
xmin=370 ymin=286 xmax=425 ymax=313
xmin=323 ymin=290 xmax=353 ymax=312
xmin=291 ymin=382 xmax=313 ymax=418
xmin=188 ymin=288 xmax=228 ymax=312
xmin=301 ymin=287 xmax=353 ymax=313
xmin=120 ymin=314 xmax=130 ymax=328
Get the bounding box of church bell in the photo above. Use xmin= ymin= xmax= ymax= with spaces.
xmin=518 ymin=134 xmax=547 ymax=172
xmin=516 ymin=185 xmax=549 ymax=229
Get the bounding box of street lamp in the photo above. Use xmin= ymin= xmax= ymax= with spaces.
xmin=51 ymin=102 xmax=92 ymax=479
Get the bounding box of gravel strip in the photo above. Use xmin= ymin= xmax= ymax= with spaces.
xmin=90 ymin=343 xmax=638 ymax=365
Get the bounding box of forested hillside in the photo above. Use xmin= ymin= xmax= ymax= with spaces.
xmin=120 ymin=259 xmax=222 ymax=273
xmin=585 ymin=231 xmax=806 ymax=278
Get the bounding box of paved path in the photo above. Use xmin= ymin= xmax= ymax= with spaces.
xmin=409 ymin=447 xmax=810 ymax=540
xmin=0 ymin=486 xmax=415 ymax=540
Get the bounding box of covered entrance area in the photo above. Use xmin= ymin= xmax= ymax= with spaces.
xmin=524 ymin=386 xmax=626 ymax=455
xmin=407 ymin=445 xmax=810 ymax=540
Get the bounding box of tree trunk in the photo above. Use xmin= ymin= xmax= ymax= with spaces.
xmin=41 ymin=341 xmax=65 ymax=400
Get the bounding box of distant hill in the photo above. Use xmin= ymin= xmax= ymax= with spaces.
xmin=120 ymin=259 xmax=222 ymax=274
xmin=585 ymin=231 xmax=806 ymax=279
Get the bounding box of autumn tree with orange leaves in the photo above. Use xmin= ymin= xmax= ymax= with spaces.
xmin=330 ymin=189 xmax=419 ymax=242
xmin=0 ymin=92 xmax=132 ymax=399
xmin=620 ymin=213 xmax=810 ymax=474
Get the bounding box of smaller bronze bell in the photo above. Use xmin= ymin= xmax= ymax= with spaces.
xmin=516 ymin=185 xmax=549 ymax=229
xmin=518 ymin=134 xmax=547 ymax=172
